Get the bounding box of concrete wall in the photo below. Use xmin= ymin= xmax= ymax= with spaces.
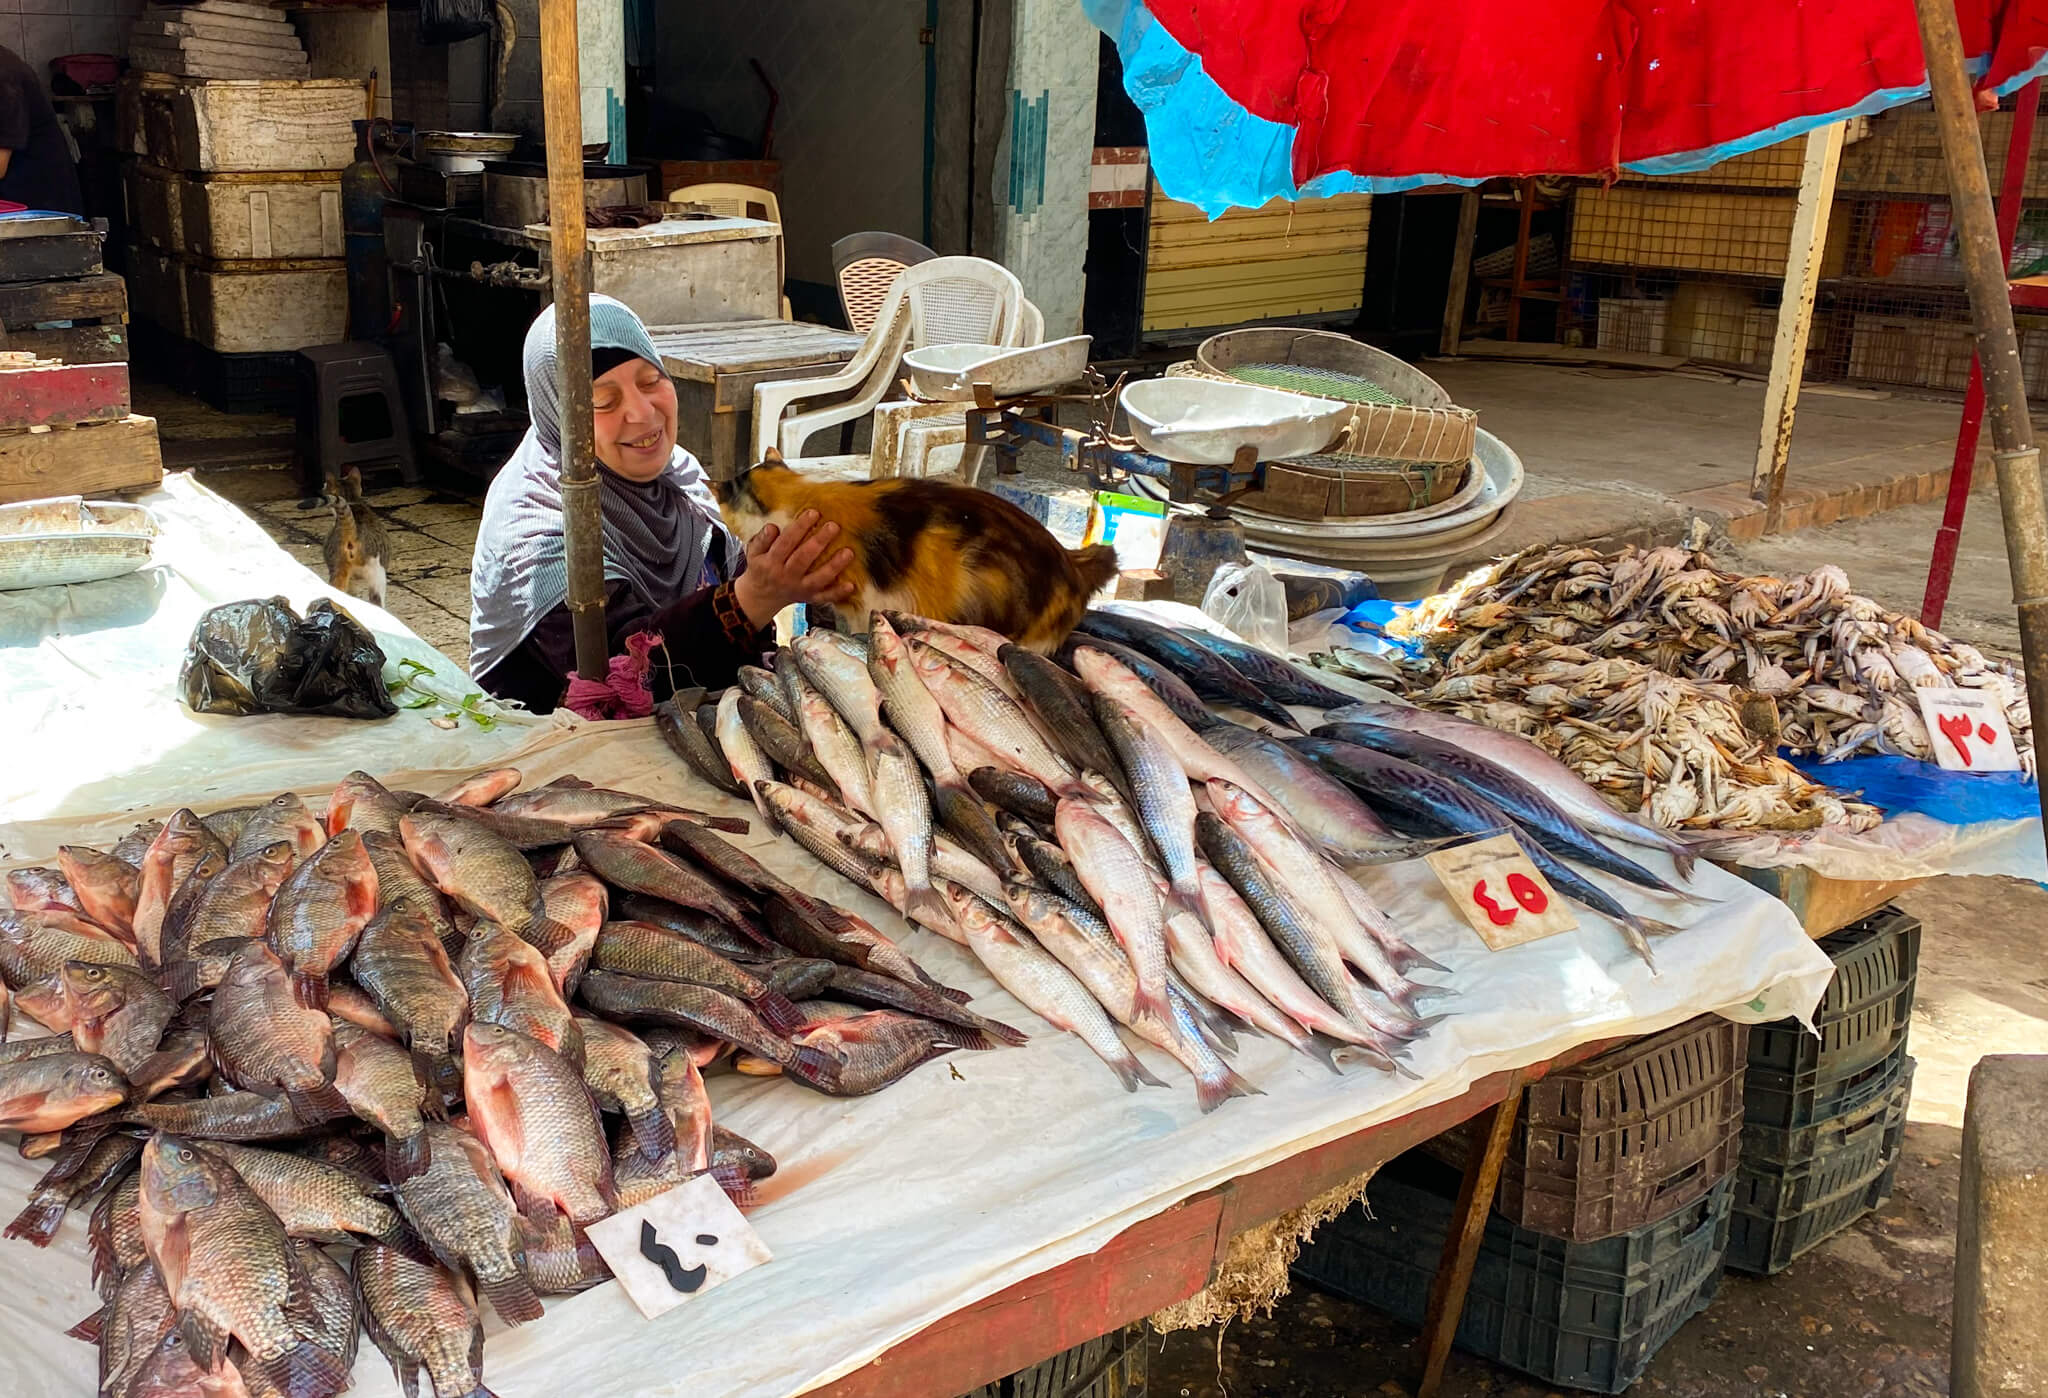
xmin=10 ymin=0 xmax=139 ymax=95
xmin=989 ymin=0 xmax=1095 ymax=337
xmin=654 ymin=0 xmax=929 ymax=287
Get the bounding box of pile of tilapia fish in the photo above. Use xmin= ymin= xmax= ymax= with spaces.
xmin=1387 ymin=544 xmax=2031 ymax=829
xmin=663 ymin=607 xmax=1708 ymax=1107
xmin=0 ymin=764 xmax=999 ymax=1398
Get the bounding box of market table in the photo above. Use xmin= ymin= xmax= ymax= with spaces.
xmin=0 ymin=711 xmax=1832 ymax=1398
xmin=651 ymin=319 xmax=867 ymax=480
xmin=0 ymin=474 xmax=1835 ymax=1398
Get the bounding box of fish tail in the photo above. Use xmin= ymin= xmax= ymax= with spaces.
xmin=385 ymin=1131 xmax=432 ymax=1185
xmin=1102 ymin=1043 xmax=1166 ymax=1092
xmin=1300 ymin=1034 xmax=1346 ymax=1076
xmin=787 ymin=1044 xmax=843 ymax=1093
xmin=1670 ymin=846 xmax=1699 ymax=881
xmin=4 ymin=1196 xmax=66 ymax=1247
xmin=750 ymin=989 xmax=807 ymax=1036
xmin=710 ymin=1164 xmax=757 ymax=1210
xmin=1194 ymin=1062 xmax=1261 ymax=1114
xmin=248 ymin=1336 xmax=355 ymax=1398
xmin=411 ymin=1048 xmax=460 ymax=1111
xmin=905 ymin=883 xmax=952 ymax=932
xmin=1406 ymin=981 xmax=1459 ymax=1006
xmin=290 ymin=970 xmax=330 ymax=1012
xmin=629 ymin=1107 xmax=677 ymax=1163
xmin=1619 ymin=919 xmax=1661 ymax=972
xmin=478 ymin=1271 xmax=547 ymax=1325
xmin=64 ymin=1307 xmax=104 ymax=1344
xmin=1132 ymin=983 xmax=1173 ymax=1028
xmin=969 ymin=1015 xmax=1030 ymax=1048
xmin=286 ymin=1082 xmax=351 ymax=1123
xmin=1391 ymin=944 xmax=1454 ymax=976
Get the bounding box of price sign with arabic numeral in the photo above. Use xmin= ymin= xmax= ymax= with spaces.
xmin=585 ymin=1173 xmax=773 ymax=1319
xmin=1914 ymin=686 xmax=2021 ymax=773
xmin=1424 ymin=833 xmax=1579 ymax=950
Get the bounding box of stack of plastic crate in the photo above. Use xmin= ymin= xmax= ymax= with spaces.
xmin=1293 ymin=1014 xmax=1748 ymax=1393
xmin=1728 ymin=906 xmax=1920 ymax=1274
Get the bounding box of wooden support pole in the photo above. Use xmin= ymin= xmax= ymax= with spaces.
xmin=540 ymin=0 xmax=606 ymax=682
xmin=1926 ymin=78 xmax=2042 ymax=627
xmin=1440 ymin=188 xmax=1481 ymax=357
xmin=1751 ymin=122 xmax=1846 ymax=529
xmin=1913 ymin=0 xmax=2048 ymax=850
xmin=1413 ymin=1067 xmax=1525 ymax=1398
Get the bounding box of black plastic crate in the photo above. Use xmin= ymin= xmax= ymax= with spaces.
xmin=957 ymin=1323 xmax=1147 ymax=1398
xmin=1744 ymin=1021 xmax=1913 ymax=1135
xmin=1430 ymin=1014 xmax=1747 ymax=1242
xmin=1726 ymin=1058 xmax=1913 ymax=1276
xmin=1748 ymin=906 xmax=1919 ymax=1087
xmin=1294 ymin=1152 xmax=1730 ymax=1394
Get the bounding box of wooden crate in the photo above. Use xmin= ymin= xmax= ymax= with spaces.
xmin=183 ymin=256 xmax=346 ymax=352
xmin=0 ymin=414 xmax=162 ymax=506
xmin=0 ymin=233 xmax=103 ymax=284
xmin=125 ymin=76 xmax=362 ymax=172
xmin=179 ymin=170 xmax=344 ymax=259
xmin=0 ymin=362 xmax=130 ymax=429
xmin=0 ymin=271 xmax=129 ymax=364
xmin=1725 ymin=864 xmax=1927 ymax=939
xmin=1143 ymin=183 xmax=1372 ymax=332
xmin=124 ymin=160 xmax=184 ymax=250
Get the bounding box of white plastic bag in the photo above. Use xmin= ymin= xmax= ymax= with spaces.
xmin=1202 ymin=561 xmax=1289 ymax=654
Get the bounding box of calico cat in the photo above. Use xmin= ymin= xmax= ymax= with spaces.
xmin=322 ymin=465 xmax=390 ymax=609
xmin=713 ymin=452 xmax=1120 ymax=652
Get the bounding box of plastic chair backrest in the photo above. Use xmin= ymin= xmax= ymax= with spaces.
xmin=668 ymin=182 xmax=782 ymax=225
xmin=832 ymin=231 xmax=936 ymax=336
xmin=900 ymin=256 xmax=1026 ymax=350
xmin=1018 ymin=297 xmax=1045 ymax=347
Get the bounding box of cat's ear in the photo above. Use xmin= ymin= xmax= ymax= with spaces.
xmin=763 ymin=447 xmax=785 ymax=465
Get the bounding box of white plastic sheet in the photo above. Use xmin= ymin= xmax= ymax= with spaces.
xmin=0 ymin=718 xmax=1833 ymax=1398
xmin=0 ymin=473 xmax=572 ymax=838
xmin=1692 ymin=811 xmax=2047 ymax=884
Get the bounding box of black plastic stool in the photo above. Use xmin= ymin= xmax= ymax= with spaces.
xmin=295 ymin=341 xmax=417 ymax=494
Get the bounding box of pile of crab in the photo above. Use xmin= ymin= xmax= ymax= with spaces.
xmin=1385 ymin=544 xmax=2031 ymax=832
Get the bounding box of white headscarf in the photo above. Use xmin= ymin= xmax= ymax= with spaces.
xmin=468 ymin=295 xmax=734 ymax=677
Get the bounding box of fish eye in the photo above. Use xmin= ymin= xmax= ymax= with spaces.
xmin=89 ymin=1067 xmax=112 ymax=1084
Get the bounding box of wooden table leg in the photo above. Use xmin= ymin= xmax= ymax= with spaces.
xmin=1413 ymin=1067 xmax=1525 ymax=1398
xmin=709 ymin=408 xmax=741 ymax=482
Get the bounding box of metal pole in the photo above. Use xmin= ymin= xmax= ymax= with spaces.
xmin=1925 ymin=78 xmax=2040 ymax=626
xmin=1913 ymin=0 xmax=2048 ymax=839
xmin=540 ymin=0 xmax=607 ymax=681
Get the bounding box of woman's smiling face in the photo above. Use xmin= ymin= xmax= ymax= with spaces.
xmin=591 ymin=355 xmax=678 ymax=481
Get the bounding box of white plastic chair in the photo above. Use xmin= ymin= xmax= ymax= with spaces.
xmin=752 ymin=256 xmax=1027 ymax=461
xmin=671 ymin=181 xmax=792 ymax=319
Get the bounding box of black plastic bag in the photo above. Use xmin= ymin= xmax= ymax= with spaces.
xmin=180 ymin=596 xmax=398 ymax=720
xmin=419 ymin=0 xmax=491 ymax=45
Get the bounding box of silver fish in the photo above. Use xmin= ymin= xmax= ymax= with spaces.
xmin=1092 ymin=692 xmax=1205 ymax=915
xmin=865 ymin=730 xmax=943 ymax=924
xmin=1206 ymin=724 xmax=1445 ymax=865
xmin=1053 ymin=799 xmax=1171 ymax=1024
xmin=793 ymin=632 xmax=886 ymax=746
xmin=942 ymin=884 xmax=1159 ymax=1093
xmin=794 ymin=672 xmax=875 ymax=817
xmin=715 ymin=688 xmax=780 ymax=833
xmin=910 ymin=639 xmax=1081 ymax=795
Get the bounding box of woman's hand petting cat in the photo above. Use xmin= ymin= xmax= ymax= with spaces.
xmin=732 ymin=509 xmax=858 ymax=628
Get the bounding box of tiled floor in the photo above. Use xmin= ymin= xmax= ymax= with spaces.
xmin=201 ymin=464 xmax=485 ymax=668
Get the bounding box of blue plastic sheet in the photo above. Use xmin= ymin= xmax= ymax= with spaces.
xmin=1787 ymin=752 xmax=2039 ymax=823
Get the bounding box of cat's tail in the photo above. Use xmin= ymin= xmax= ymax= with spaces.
xmin=1067 ymin=543 xmax=1120 ymax=597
